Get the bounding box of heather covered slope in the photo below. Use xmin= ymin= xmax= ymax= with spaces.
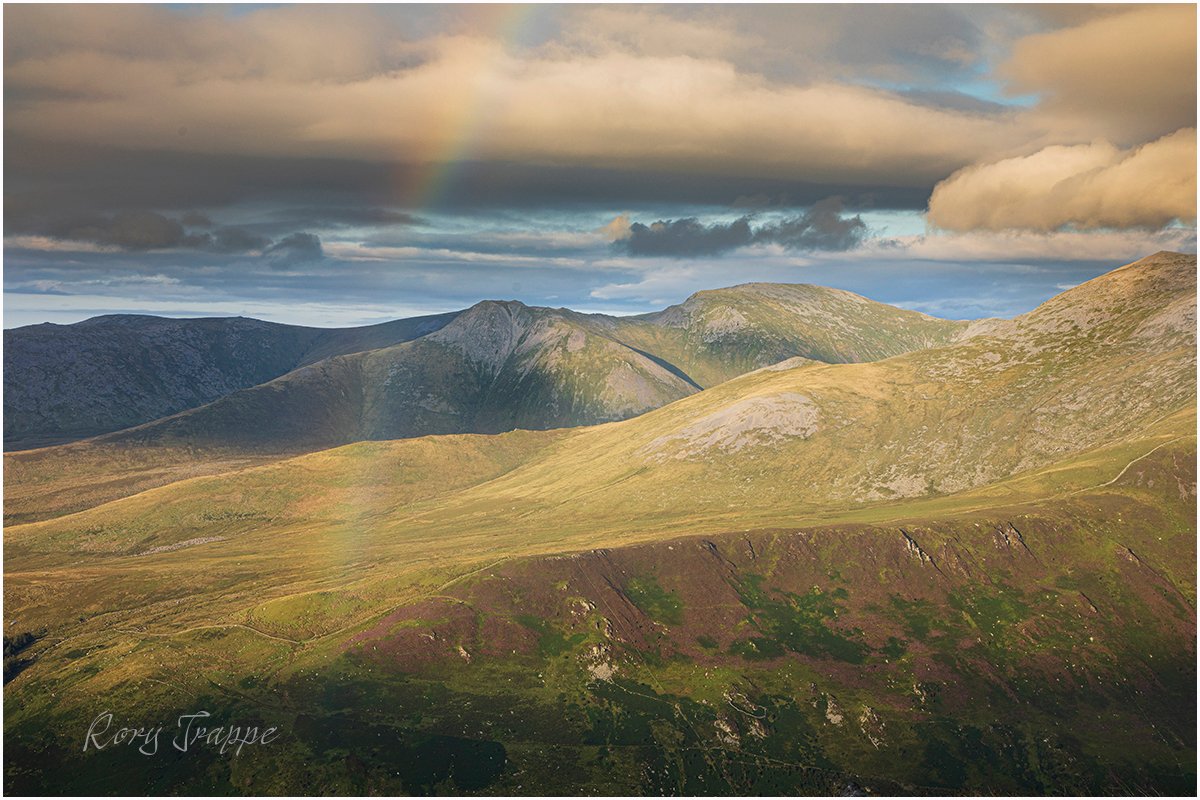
xmin=3 ymin=429 xmax=1194 ymax=794
xmin=2 ymin=311 xmax=459 ymax=449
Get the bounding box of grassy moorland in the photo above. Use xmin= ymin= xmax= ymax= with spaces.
xmin=3 ymin=253 xmax=1195 ymax=794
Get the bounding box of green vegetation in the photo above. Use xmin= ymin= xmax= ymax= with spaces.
xmin=732 ymin=578 xmax=869 ymax=663
xmin=3 ymin=253 xmax=1195 ymax=794
xmin=516 ymin=614 xmax=589 ymax=658
xmin=624 ymin=576 xmax=684 ymax=625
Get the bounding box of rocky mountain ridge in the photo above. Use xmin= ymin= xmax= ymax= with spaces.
xmin=4 ymin=282 xmax=964 ymax=452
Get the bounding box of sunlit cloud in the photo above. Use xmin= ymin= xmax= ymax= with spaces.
xmin=3 ymin=3 xmax=1194 ymax=328
xmin=928 ymin=129 xmax=1196 ymax=232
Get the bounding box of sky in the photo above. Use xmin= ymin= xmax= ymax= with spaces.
xmin=3 ymin=2 xmax=1196 ymax=328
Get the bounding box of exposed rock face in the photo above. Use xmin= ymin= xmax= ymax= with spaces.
xmin=901 ymin=531 xmax=935 ymax=566
xmin=644 ymin=392 xmax=820 ymax=460
xmin=427 ymin=301 xmax=532 ymax=376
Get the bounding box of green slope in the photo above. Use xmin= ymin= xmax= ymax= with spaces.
xmin=619 ymin=281 xmax=969 ymax=386
xmin=3 ymin=252 xmax=1195 ymax=794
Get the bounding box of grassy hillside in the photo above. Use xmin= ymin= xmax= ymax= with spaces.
xmin=3 ymin=434 xmax=1193 ymax=793
xmin=620 ymin=282 xmax=968 ymax=386
xmin=3 ymin=253 xmax=1194 ymax=794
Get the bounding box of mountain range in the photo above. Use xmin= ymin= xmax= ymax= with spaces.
xmin=3 ymin=252 xmax=1195 ymax=795
xmin=4 ymin=283 xmax=964 ymax=451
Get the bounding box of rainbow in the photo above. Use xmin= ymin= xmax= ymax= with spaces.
xmin=399 ymin=3 xmax=543 ymax=212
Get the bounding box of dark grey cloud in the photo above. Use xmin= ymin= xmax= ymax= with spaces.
xmin=23 ymin=210 xmax=269 ymax=255
xmin=63 ymin=211 xmax=204 ymax=251
xmin=203 ymin=227 xmax=272 ymax=254
xmin=623 ymin=217 xmax=754 ymax=257
xmin=275 ymin=207 xmax=425 ymax=229
xmin=4 ymin=138 xmax=933 ymax=229
xmin=756 ymin=198 xmax=868 ymax=251
xmin=180 ymin=211 xmax=215 ymax=228
xmin=263 ymin=232 xmax=323 ymax=267
xmin=7 ymin=201 xmax=322 ymax=262
xmin=617 ymin=199 xmax=867 ymax=258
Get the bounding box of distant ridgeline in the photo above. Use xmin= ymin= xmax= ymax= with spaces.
xmin=3 ymin=283 xmax=966 ymax=452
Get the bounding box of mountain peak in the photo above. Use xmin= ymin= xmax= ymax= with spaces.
xmin=1140 ymin=249 xmax=1191 ymax=262
xmin=428 ymin=299 xmax=544 ymax=373
xmin=979 ymin=252 xmax=1197 ymax=341
xmin=467 ymin=299 xmax=529 ymax=313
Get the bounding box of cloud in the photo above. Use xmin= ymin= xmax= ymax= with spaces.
xmin=58 ymin=211 xmax=203 ymax=251
xmin=273 ymin=207 xmax=425 ymax=229
xmin=617 ymin=200 xmax=867 ymax=257
xmin=7 ymin=208 xmax=310 ymax=256
xmin=1000 ymin=5 xmax=1195 ymax=143
xmin=263 ymin=232 xmax=323 ymax=266
xmin=203 ymin=227 xmax=272 ymax=254
xmin=4 ymin=4 xmax=1194 ymax=231
xmin=3 ymin=138 xmax=936 ymax=226
xmin=756 ymin=198 xmax=867 ymax=251
xmin=928 ymin=128 xmax=1196 ymax=232
xmin=180 ymin=211 xmax=214 ymax=228
xmin=598 ymin=214 xmax=632 ymax=242
xmin=561 ymin=6 xmax=751 ymax=62
xmin=3 ymin=6 xmax=1019 ymax=189
xmin=621 ymin=217 xmax=754 ymax=257
xmin=862 ymin=226 xmax=1197 ymax=264
xmin=321 ymin=242 xmax=589 ymax=270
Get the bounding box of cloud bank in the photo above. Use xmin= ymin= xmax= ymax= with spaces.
xmin=928 ymin=128 xmax=1196 ymax=232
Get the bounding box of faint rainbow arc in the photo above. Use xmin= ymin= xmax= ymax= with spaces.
xmin=400 ymin=3 xmax=540 ymax=213
xmin=339 ymin=6 xmax=541 ymax=565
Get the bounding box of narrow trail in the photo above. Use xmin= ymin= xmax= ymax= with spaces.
xmin=1066 ymin=434 xmax=1192 ymax=496
xmin=112 ymin=622 xmax=302 ymax=645
xmin=107 ymin=557 xmax=511 ymax=649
